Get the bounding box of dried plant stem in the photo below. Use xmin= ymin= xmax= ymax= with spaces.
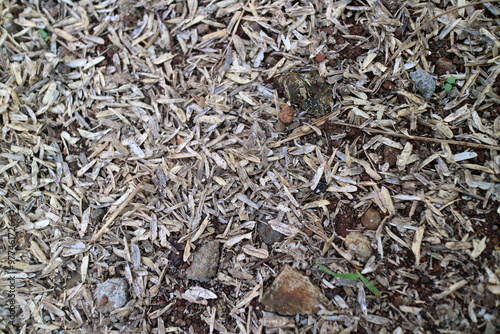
xmin=330 ymin=120 xmax=500 ymax=151
xmin=275 ymin=112 xmax=499 ymax=151
xmin=248 ymin=254 xmax=285 ymax=270
xmin=89 ymin=181 xmax=144 ymax=243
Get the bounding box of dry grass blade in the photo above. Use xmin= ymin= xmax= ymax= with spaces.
xmin=90 ymin=181 xmax=144 ymax=243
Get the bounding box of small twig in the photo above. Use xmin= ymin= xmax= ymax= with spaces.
xmin=249 ymin=254 xmax=285 ymax=270
xmin=89 ymin=180 xmax=144 ymax=243
xmin=272 ymin=108 xmax=499 ymax=151
xmin=329 ymin=120 xmax=500 ymax=151
xmin=392 ymin=0 xmax=500 ymax=60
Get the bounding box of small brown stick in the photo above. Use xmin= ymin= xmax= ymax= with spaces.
xmin=89 ymin=180 xmax=144 ymax=243
xmin=392 ymin=0 xmax=500 ymax=60
xmin=248 ymin=254 xmax=285 ymax=270
xmin=272 ymin=107 xmax=499 ymax=151
xmin=329 ymin=120 xmax=500 ymax=151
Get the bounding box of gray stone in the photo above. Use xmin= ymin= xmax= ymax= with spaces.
xmin=258 ymin=222 xmax=286 ymax=246
xmin=186 ymin=241 xmax=220 ymax=282
xmin=410 ymin=69 xmax=436 ymax=99
xmin=94 ymin=278 xmax=129 ymax=313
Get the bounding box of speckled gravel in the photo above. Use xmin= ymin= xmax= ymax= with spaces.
xmin=94 ymin=278 xmax=129 ymax=313
xmin=185 ymin=241 xmax=220 ymax=282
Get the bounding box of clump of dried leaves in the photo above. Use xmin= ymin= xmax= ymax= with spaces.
xmin=1 ymin=0 xmax=500 ymax=333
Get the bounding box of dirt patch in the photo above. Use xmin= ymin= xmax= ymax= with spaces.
xmin=327 ymin=200 xmax=360 ymax=238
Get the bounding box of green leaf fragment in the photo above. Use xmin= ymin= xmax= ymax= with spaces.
xmin=444 ymin=83 xmax=453 ymax=91
xmin=39 ymin=29 xmax=50 ymax=41
xmin=319 ymin=265 xmax=359 ymax=280
xmin=447 ymin=76 xmax=456 ymax=84
xmin=317 ymin=263 xmax=382 ymax=296
xmin=357 ymin=271 xmax=382 ymax=296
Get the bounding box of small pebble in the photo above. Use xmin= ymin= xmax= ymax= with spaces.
xmin=315 ymin=54 xmax=326 ymax=62
xmin=185 ymin=241 xmax=220 ymax=282
xmin=393 ymin=296 xmax=404 ymax=307
xmin=94 ymin=278 xmax=129 ymax=313
xmin=410 ymin=69 xmax=436 ymax=99
xmin=419 ymin=275 xmax=431 ymax=285
xmin=344 ymin=232 xmax=372 ymax=261
xmin=301 ymin=125 xmax=311 ymax=133
xmin=196 ymin=23 xmax=209 ymax=34
xmin=275 ymin=120 xmax=286 ymax=132
xmin=279 ymin=105 xmax=294 ymax=124
xmin=361 ymin=207 xmax=382 ymax=230
xmin=91 ymin=208 xmax=107 ymax=222
xmin=382 ymin=81 xmax=395 ymax=91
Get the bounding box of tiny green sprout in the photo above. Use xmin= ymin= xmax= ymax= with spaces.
xmin=318 ymin=261 xmax=382 ymax=296
xmin=444 ymin=76 xmax=456 ymax=91
xmin=39 ymin=29 xmax=50 ymax=42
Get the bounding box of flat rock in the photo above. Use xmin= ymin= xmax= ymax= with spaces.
xmin=410 ymin=69 xmax=436 ymax=99
xmin=258 ymin=222 xmax=286 ymax=246
xmin=261 ymin=266 xmax=331 ymax=315
xmin=94 ymin=278 xmax=129 ymax=313
xmin=186 ymin=241 xmax=220 ymax=282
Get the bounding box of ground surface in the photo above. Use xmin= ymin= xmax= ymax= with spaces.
xmin=1 ymin=0 xmax=500 ymax=333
